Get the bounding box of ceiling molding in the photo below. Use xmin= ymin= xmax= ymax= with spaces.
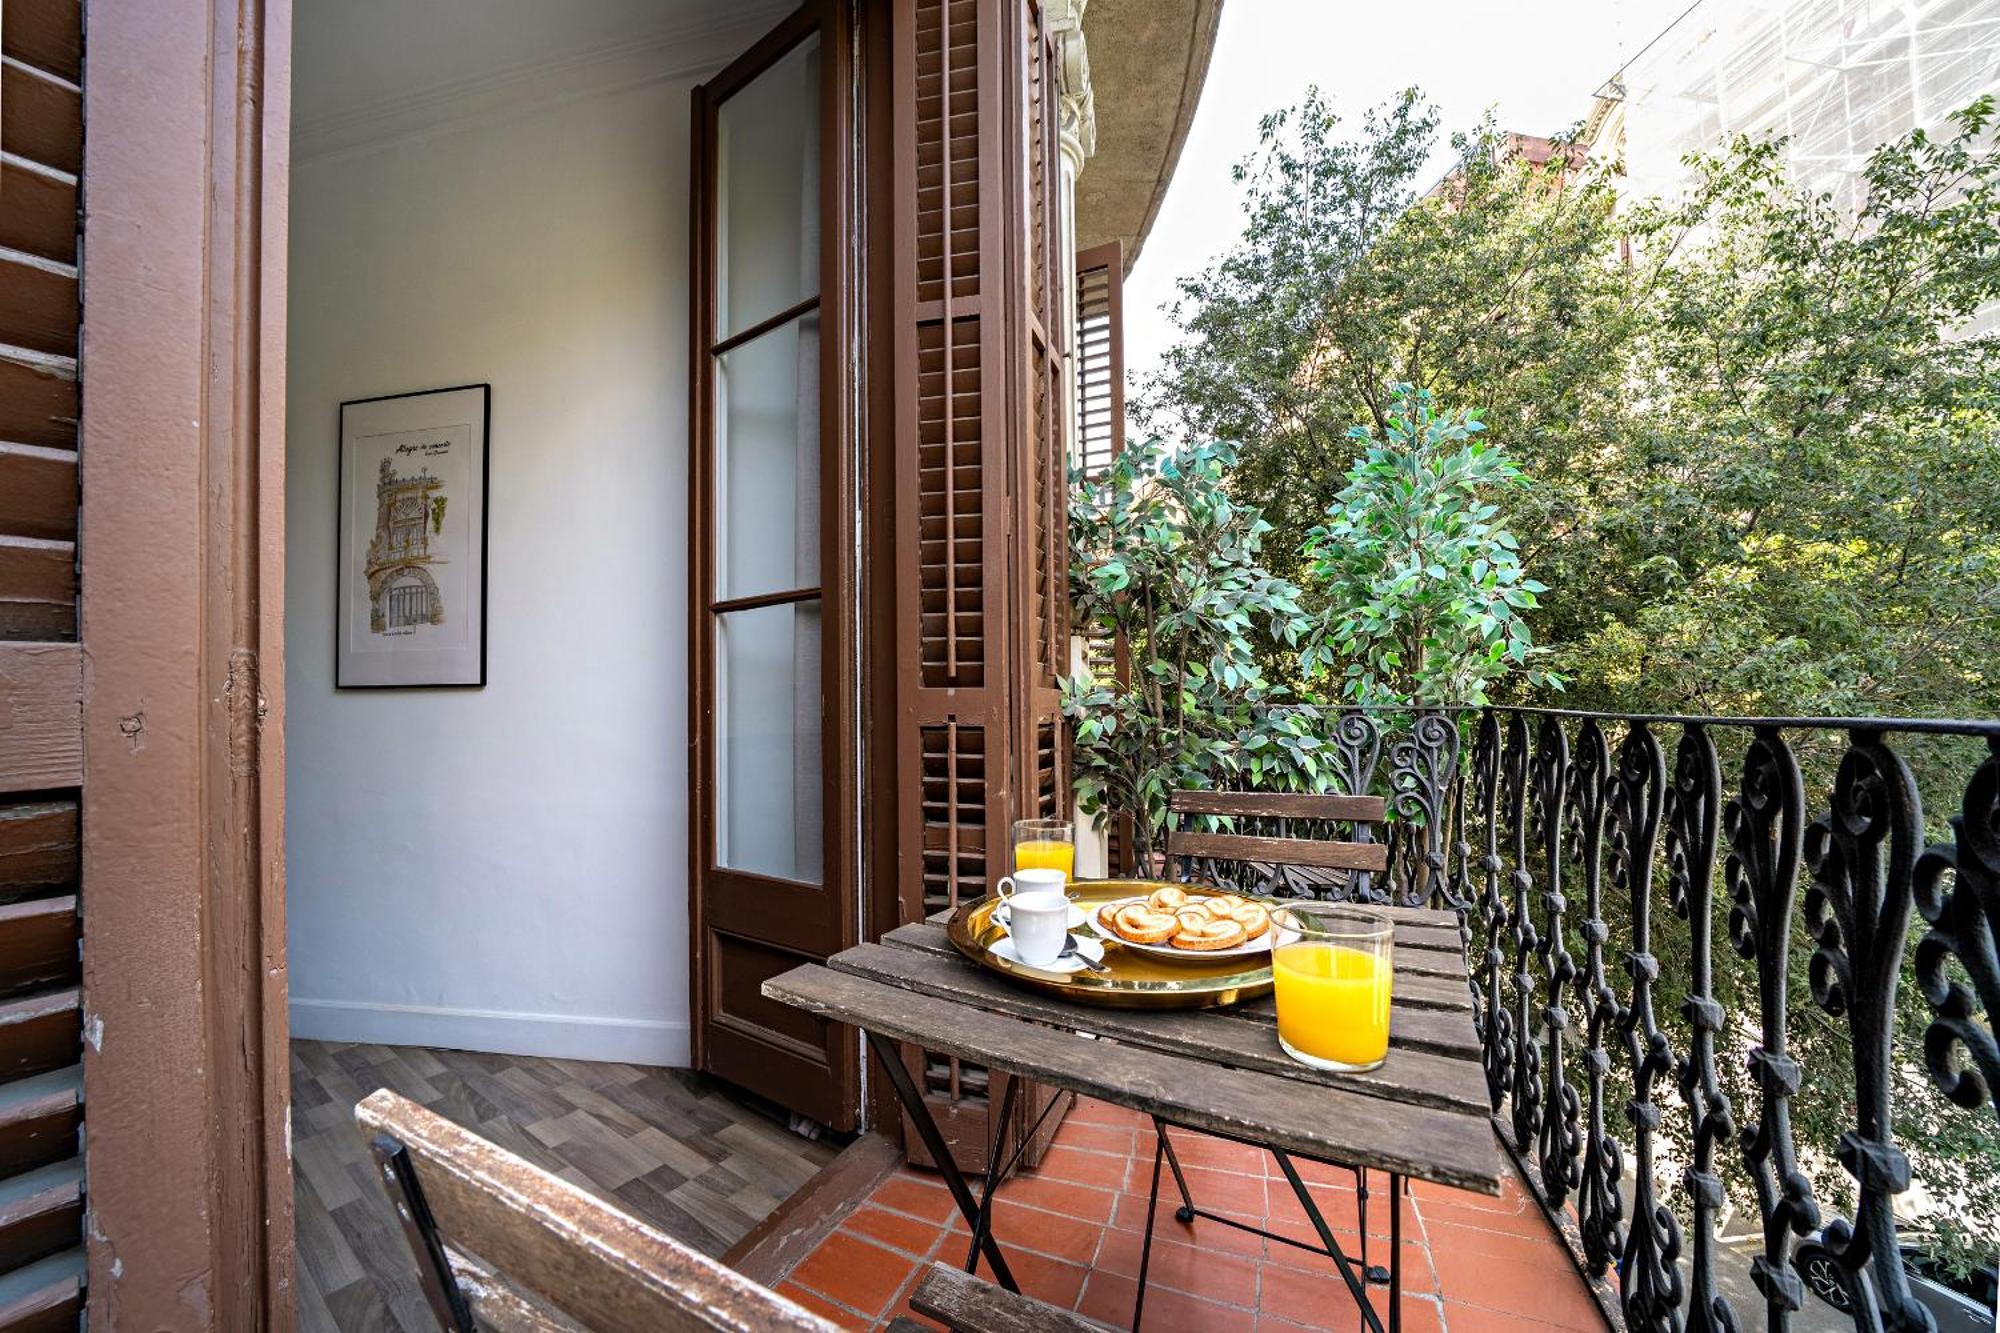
xmin=293 ymin=2 xmax=792 ymax=165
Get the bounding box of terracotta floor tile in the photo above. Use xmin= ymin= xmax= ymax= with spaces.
xmin=1078 ymin=1270 xmax=1142 ymax=1326
xmin=1256 ymin=1294 xmax=1447 ymax=1333
xmin=1266 ymin=1181 xmax=1395 ymax=1242
xmin=1126 ymin=1282 xmax=1261 ymax=1332
xmin=873 ymin=1173 xmax=960 ymax=1224
xmin=1091 ymin=1227 xmax=1263 ymax=1306
xmin=844 ymin=1205 xmax=946 ymax=1258
xmin=1263 ymin=1237 xmax=1438 ymax=1296
xmin=1430 ymin=1232 xmax=1605 ymax=1327
xmin=1033 ymin=1143 xmax=1134 ymax=1191
xmin=945 ymin=1198 xmax=1106 ymax=1268
xmin=791 ymin=1232 xmax=918 ymax=1319
xmin=775 ymin=1281 xmax=873 ymax=1332
xmin=1054 ymin=1120 xmax=1139 ymax=1156
xmin=1109 ymin=1193 xmax=1269 ymax=1257
xmin=1158 ymin=1129 xmax=1270 ymax=1175
xmin=1069 ymin=1098 xmax=1152 ymax=1130
xmin=1417 ymin=1192 xmax=1558 ymax=1241
xmin=1440 ymin=1301 xmax=1600 ymax=1330
xmin=998 ymin=1173 xmax=1118 ymax=1223
xmin=828 ymin=1100 xmax=1602 ymax=1333
xmin=1171 ymin=1163 xmax=1269 ymax=1217
xmin=971 ymin=1249 xmax=1090 ymax=1310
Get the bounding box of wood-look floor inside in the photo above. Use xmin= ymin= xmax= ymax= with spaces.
xmin=291 ymin=1039 xmax=836 ymax=1332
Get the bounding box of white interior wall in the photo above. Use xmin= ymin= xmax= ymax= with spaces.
xmin=285 ymin=22 xmax=743 ymax=1063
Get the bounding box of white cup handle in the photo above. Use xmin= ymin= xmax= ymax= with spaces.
xmin=995 ymin=875 xmax=1018 ymax=902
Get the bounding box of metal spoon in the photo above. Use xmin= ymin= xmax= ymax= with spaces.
xmin=1063 ymin=933 xmax=1111 ymax=973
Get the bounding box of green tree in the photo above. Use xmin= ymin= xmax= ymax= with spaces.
xmin=1060 ymin=438 xmax=1318 ymax=863
xmin=1302 ymin=383 xmax=1556 ymax=707
xmin=1559 ymin=100 xmax=2000 ymax=720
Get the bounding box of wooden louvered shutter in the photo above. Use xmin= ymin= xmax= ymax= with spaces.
xmin=0 ymin=0 xmax=87 ymax=1320
xmin=1074 ymin=240 xmax=1124 ymax=481
xmin=889 ymin=0 xmax=1073 ymax=1171
xmin=1073 ymin=241 xmax=1132 ymax=873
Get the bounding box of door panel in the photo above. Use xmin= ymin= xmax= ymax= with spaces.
xmin=691 ymin=0 xmax=858 ymax=1131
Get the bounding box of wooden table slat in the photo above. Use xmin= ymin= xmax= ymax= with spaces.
xmin=829 ymin=942 xmax=1489 ymax=1115
xmin=766 ymin=964 xmax=1501 ymax=1194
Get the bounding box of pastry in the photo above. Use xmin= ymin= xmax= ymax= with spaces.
xmin=1098 ymin=890 xmax=1266 ymax=951
xmin=1169 ymin=915 xmax=1250 ymax=950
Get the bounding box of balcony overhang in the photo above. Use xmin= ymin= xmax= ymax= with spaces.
xmin=1074 ymin=0 xmax=1224 ymax=274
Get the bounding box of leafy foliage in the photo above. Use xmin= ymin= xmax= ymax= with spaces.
xmin=1301 ymin=383 xmax=1556 ymax=707
xmin=1137 ymin=87 xmax=2000 ymax=1273
xmin=1060 ymin=438 xmax=1317 ymax=863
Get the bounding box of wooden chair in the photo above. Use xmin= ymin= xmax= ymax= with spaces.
xmin=1147 ymin=789 xmax=1397 ymax=1323
xmin=355 ymin=1089 xmax=1098 ymax=1333
xmin=1165 ymin=789 xmax=1390 ymax=899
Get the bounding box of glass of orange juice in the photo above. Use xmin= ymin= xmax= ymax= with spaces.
xmin=1012 ymin=818 xmax=1075 ymax=880
xmin=1271 ymin=904 xmax=1394 ymax=1072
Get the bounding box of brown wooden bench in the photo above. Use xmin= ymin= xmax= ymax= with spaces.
xmin=355 ymin=1089 xmax=1099 ymax=1332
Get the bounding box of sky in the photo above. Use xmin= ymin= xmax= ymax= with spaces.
xmin=1121 ymin=0 xmax=1698 ymax=390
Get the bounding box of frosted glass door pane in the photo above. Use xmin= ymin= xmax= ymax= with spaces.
xmin=717 ymin=35 xmax=821 ymax=340
xmin=715 ymin=313 xmax=819 ymax=600
xmin=715 ymin=600 xmax=823 ymax=884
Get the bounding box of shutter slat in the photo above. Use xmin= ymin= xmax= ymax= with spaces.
xmin=0 ymin=805 xmax=76 ymax=905
xmin=0 ymin=540 xmax=75 ymax=642
xmin=0 ymin=448 xmax=76 ymax=547
xmin=0 ymin=902 xmax=76 ymax=1001
xmin=0 ymin=992 xmax=78 ymax=1087
xmin=0 ymin=252 xmax=78 ymax=360
xmin=0 ymin=59 xmax=81 ymax=176
xmin=0 ymin=157 xmax=77 ymax=266
xmin=0 ymin=350 xmax=76 ymax=452
xmin=0 ymin=1247 xmax=83 ymax=1333
xmin=0 ymin=0 xmax=83 ymax=85
xmin=0 ymin=1069 xmax=80 ymax=1178
xmin=0 ymin=1162 xmax=82 ymax=1275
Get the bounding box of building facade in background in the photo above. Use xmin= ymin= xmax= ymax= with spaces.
xmin=1587 ymin=0 xmax=2000 ymax=207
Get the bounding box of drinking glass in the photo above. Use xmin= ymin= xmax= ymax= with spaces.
xmin=1011 ymin=818 xmax=1075 ymax=880
xmin=1270 ymin=904 xmax=1394 ymax=1071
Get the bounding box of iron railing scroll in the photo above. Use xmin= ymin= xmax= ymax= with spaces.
xmin=1182 ymin=707 xmax=1999 ymax=1332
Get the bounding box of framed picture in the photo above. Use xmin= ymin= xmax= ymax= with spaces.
xmin=336 ymin=384 xmax=491 ymax=688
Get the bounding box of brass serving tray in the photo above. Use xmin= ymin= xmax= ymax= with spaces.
xmin=945 ymin=878 xmax=1275 ymax=1011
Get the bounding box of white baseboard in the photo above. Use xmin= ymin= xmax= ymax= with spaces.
xmin=290 ymin=997 xmax=690 ymax=1066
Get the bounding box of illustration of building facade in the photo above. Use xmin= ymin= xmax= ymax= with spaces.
xmin=365 ymin=456 xmax=448 ymax=632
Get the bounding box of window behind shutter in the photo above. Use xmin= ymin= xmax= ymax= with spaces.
xmin=0 ymin=0 xmax=88 ymax=1318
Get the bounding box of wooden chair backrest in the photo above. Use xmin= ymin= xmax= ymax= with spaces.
xmin=1165 ymin=790 xmax=1390 ymax=877
xmin=354 ymin=1089 xmax=841 ymax=1333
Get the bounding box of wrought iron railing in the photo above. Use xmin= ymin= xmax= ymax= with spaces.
xmin=1189 ymin=706 xmax=2000 ymax=1331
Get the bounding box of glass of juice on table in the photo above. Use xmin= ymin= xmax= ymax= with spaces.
xmin=1012 ymin=818 xmax=1074 ymax=879
xmin=1270 ymin=904 xmax=1393 ymax=1072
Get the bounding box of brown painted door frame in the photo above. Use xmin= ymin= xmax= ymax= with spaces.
xmin=77 ymin=0 xmax=295 ymax=1325
xmin=689 ymin=0 xmax=863 ymax=1132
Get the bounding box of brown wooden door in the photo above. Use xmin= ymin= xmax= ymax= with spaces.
xmin=690 ymin=1 xmax=860 ymax=1131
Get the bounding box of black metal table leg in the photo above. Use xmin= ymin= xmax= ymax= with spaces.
xmin=1272 ymin=1149 xmax=1386 ymax=1333
xmin=1389 ymin=1172 xmax=1405 ymax=1333
xmin=865 ymin=1031 xmax=1021 ymax=1293
xmin=961 ymin=1075 xmax=1021 ymax=1272
xmin=1150 ymin=1115 xmax=1197 ymax=1224
xmin=1132 ymin=1124 xmax=1170 ymax=1330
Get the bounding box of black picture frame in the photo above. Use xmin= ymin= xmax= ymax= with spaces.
xmin=335 ymin=383 xmax=491 ymax=689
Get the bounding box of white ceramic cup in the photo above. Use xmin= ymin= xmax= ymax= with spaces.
xmin=996 ymin=873 xmax=1070 ymax=966
xmin=997 ymin=868 xmax=1068 ymax=901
